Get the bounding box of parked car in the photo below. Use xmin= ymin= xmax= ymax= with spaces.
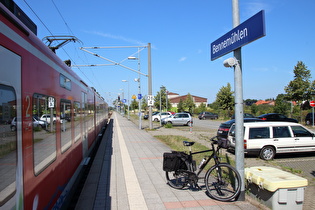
xmin=33 ymin=115 xmax=49 ymax=127
xmin=40 ymin=114 xmax=64 ymax=124
xmin=231 ymin=113 xmax=255 ymax=119
xmin=227 ymin=121 xmax=315 ymax=160
xmin=10 ymin=116 xmax=48 ymax=131
xmin=198 ymin=112 xmax=218 ymax=120
xmin=161 ymin=113 xmax=192 ymax=126
xmin=152 ymin=112 xmax=172 ymax=122
xmin=182 ymin=111 xmax=192 ymax=117
xmin=143 ymin=111 xmax=159 ymax=120
xmin=305 ymin=112 xmax=314 ymax=125
xmin=217 ymin=118 xmax=263 ymax=139
xmin=257 ymin=113 xmax=298 ymax=123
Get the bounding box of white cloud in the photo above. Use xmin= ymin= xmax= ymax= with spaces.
xmin=179 ymin=57 xmax=187 ymax=62
xmin=86 ymin=31 xmax=147 ymax=46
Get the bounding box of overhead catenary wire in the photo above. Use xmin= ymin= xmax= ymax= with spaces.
xmin=22 ymin=0 xmax=107 ymax=96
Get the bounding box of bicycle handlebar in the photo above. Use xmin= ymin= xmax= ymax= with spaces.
xmin=209 ymin=136 xmax=219 ymax=144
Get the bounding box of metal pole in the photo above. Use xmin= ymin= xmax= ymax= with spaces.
xmin=160 ymin=87 xmax=162 ymax=126
xmin=148 ymin=43 xmax=153 ymax=129
xmin=232 ymin=0 xmax=245 ymax=201
xmin=138 ymin=49 xmax=142 ymax=129
xmin=127 ymin=81 xmax=130 ymax=120
xmin=312 ymin=106 xmax=314 ymax=127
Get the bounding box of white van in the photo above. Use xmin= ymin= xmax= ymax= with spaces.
xmin=228 ymin=122 xmax=315 ymax=160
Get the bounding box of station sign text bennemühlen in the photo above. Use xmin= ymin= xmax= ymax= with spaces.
xmin=211 ymin=10 xmax=266 ymax=61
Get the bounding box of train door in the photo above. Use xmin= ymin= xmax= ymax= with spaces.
xmin=0 ymin=46 xmax=23 ymax=209
xmin=81 ymin=92 xmax=88 ymax=157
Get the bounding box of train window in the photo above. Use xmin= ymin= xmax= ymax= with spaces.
xmin=61 ymin=99 xmax=71 ymax=153
xmin=87 ymin=97 xmax=95 ymax=133
xmin=32 ymin=94 xmax=57 ymax=175
xmin=0 ymin=85 xmax=17 ymax=206
xmin=59 ymin=74 xmax=71 ymax=90
xmin=74 ymin=101 xmax=81 ymax=142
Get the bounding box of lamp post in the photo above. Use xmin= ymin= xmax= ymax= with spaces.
xmin=122 ymin=80 xmax=130 ymax=120
xmin=134 ymin=78 xmax=142 ymax=129
xmin=119 ymin=89 xmax=124 ymax=115
xmin=128 ymin=54 xmax=142 ymax=129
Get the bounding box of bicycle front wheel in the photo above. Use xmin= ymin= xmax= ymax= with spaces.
xmin=204 ymin=163 xmax=241 ymax=201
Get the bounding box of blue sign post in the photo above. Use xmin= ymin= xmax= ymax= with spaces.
xmin=211 ymin=10 xmax=266 ymax=61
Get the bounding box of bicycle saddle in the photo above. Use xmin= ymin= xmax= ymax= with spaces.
xmin=183 ymin=141 xmax=195 ymax=146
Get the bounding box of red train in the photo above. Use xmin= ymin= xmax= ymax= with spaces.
xmin=0 ymin=1 xmax=108 ymax=209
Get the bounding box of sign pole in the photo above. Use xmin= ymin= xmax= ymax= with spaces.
xmin=232 ymin=0 xmax=245 ymax=201
xmin=310 ymin=100 xmax=315 ymax=126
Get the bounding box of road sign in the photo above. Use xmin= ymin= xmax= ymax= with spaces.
xmin=147 ymin=95 xmax=154 ymax=106
xmin=122 ymin=99 xmax=126 ymax=103
xmin=211 ymin=10 xmax=266 ymax=61
xmin=310 ymin=101 xmax=315 ymax=107
xmin=138 ymin=94 xmax=142 ymax=99
xmin=48 ymin=97 xmax=55 ymax=108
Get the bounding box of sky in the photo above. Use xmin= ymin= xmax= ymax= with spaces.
xmin=13 ymin=0 xmax=315 ymax=104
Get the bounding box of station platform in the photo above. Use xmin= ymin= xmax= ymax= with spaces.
xmin=74 ymin=112 xmax=260 ymax=209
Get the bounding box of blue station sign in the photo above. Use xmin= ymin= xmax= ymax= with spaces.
xmin=211 ymin=10 xmax=266 ymax=61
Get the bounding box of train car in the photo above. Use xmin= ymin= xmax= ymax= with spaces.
xmin=0 ymin=0 xmax=108 ymax=209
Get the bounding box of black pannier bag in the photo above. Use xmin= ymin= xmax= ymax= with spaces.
xmin=163 ymin=151 xmax=187 ymax=172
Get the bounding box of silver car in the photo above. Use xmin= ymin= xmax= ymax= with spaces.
xmin=161 ymin=113 xmax=192 ymax=126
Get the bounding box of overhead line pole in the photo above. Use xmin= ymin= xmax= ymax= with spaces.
xmin=73 ymin=44 xmax=153 ymax=130
xmin=147 ymin=43 xmax=153 ymax=129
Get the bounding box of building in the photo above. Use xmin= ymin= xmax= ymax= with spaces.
xmin=167 ymin=92 xmax=207 ymax=108
xmin=255 ymin=100 xmax=275 ymax=106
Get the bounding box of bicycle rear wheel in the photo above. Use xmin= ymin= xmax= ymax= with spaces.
xmin=204 ymin=163 xmax=241 ymax=201
xmin=165 ymin=170 xmax=187 ymax=189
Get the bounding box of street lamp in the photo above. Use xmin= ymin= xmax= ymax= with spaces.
xmin=122 ymin=80 xmax=130 ymax=120
xmin=134 ymin=78 xmax=142 ymax=129
xmin=119 ymin=89 xmax=124 ymax=115
xmin=128 ymin=54 xmax=142 ymax=129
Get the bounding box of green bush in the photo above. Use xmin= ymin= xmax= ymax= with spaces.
xmin=164 ymin=123 xmax=173 ymax=128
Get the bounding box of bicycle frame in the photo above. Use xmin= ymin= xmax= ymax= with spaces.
xmin=187 ymin=142 xmax=221 ymax=176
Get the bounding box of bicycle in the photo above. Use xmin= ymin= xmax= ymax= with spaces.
xmin=163 ymin=136 xmax=241 ymax=202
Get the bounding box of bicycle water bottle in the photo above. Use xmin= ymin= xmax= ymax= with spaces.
xmin=198 ymin=158 xmax=206 ymax=169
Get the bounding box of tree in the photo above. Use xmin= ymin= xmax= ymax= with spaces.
xmin=285 ymin=61 xmax=312 ymax=103
xmin=154 ymin=86 xmax=171 ymax=111
xmin=250 ymin=104 xmax=258 ymax=116
xmin=141 ymin=96 xmax=148 ymax=111
xmin=130 ymin=99 xmax=138 ymax=112
xmin=284 ymin=61 xmax=314 ymax=119
xmin=183 ymin=93 xmax=195 ymax=114
xmin=195 ymin=102 xmax=207 ymax=114
xmin=177 ymin=99 xmax=184 ymax=112
xmin=215 ymin=83 xmax=234 ymax=112
xmin=273 ymin=94 xmax=290 ymax=115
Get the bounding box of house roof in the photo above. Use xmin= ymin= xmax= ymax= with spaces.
xmin=255 ymin=100 xmax=275 ymax=105
xmin=167 ymin=92 xmax=179 ymax=96
xmin=170 ymin=95 xmax=207 ymax=103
